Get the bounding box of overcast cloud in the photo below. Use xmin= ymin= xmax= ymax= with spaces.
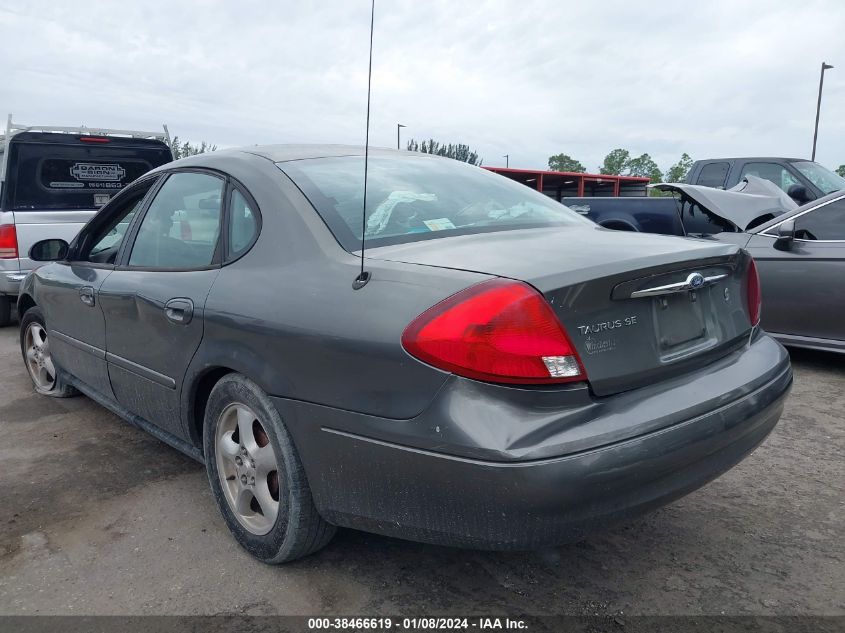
xmin=1 ymin=0 xmax=843 ymax=173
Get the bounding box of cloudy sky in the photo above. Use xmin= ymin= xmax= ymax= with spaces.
xmin=1 ymin=0 xmax=843 ymax=174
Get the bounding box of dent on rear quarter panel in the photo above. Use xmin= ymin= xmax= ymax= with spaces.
xmin=192 ymin=153 xmax=491 ymax=420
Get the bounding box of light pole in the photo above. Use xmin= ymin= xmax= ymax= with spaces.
xmin=812 ymin=62 xmax=834 ymax=161
xmin=503 ymin=154 xmax=509 ymax=168
xmin=397 ymin=123 xmax=406 ymax=150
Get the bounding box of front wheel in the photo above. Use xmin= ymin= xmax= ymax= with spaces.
xmin=19 ymin=306 xmax=78 ymax=397
xmin=203 ymin=373 xmax=335 ymax=563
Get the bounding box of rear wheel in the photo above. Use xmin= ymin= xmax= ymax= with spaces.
xmin=203 ymin=373 xmax=335 ymax=563
xmin=19 ymin=307 xmax=78 ymax=397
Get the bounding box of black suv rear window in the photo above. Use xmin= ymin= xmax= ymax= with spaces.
xmin=6 ymin=140 xmax=171 ymax=211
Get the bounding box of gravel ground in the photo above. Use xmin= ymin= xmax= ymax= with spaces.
xmin=0 ymin=323 xmax=842 ymax=616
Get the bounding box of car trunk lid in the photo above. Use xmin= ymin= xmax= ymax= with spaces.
xmin=367 ymin=226 xmax=751 ymax=395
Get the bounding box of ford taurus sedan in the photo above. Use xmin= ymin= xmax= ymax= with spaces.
xmin=18 ymin=146 xmax=792 ymax=563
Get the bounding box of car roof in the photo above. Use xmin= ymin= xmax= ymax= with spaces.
xmin=239 ymin=144 xmax=401 ymax=162
xmin=695 ymin=157 xmax=807 ymax=164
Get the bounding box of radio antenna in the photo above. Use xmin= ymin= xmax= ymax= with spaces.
xmin=353 ymin=0 xmax=376 ymax=290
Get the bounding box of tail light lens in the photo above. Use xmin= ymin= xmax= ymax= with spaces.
xmin=0 ymin=225 xmax=18 ymax=259
xmin=401 ymin=279 xmax=586 ymax=385
xmin=746 ymin=257 xmax=761 ymax=326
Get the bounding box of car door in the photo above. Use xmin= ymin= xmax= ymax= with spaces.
xmin=746 ymin=195 xmax=845 ymax=344
xmin=97 ymin=170 xmax=225 ymax=439
xmin=34 ymin=177 xmax=160 ymax=398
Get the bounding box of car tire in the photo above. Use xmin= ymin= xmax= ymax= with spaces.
xmin=0 ymin=295 xmax=11 ymax=327
xmin=19 ymin=306 xmax=78 ymax=398
xmin=203 ymin=373 xmax=336 ymax=563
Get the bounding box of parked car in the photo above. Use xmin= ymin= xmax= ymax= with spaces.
xmin=686 ymin=157 xmax=845 ymax=204
xmin=706 ymin=191 xmax=845 ymax=354
xmin=18 ymin=146 xmax=792 ymax=563
xmin=569 ymin=178 xmax=845 ymax=354
xmin=565 ymin=176 xmax=795 ymax=235
xmin=0 ymin=116 xmax=172 ymax=325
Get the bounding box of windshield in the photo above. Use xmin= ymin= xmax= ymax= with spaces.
xmin=792 ymin=161 xmax=845 ymax=195
xmin=280 ymin=155 xmax=589 ymax=250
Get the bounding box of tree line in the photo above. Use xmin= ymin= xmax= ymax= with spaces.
xmin=166 ymin=136 xmax=217 ymax=159
xmin=406 ymin=139 xmax=482 ymax=166
xmin=548 ymin=150 xmax=693 ymax=183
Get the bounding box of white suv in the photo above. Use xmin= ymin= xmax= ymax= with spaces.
xmin=0 ymin=116 xmax=173 ymax=325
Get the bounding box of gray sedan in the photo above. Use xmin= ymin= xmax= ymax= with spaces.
xmin=17 ymin=146 xmax=792 ymax=563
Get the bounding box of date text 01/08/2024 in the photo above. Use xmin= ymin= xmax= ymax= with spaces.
xmin=306 ymin=617 xmax=528 ymax=630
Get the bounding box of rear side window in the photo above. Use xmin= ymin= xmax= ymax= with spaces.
xmin=228 ymin=189 xmax=258 ymax=258
xmin=6 ymin=139 xmax=171 ymax=211
xmin=794 ymin=199 xmax=845 ymax=240
xmin=695 ymin=162 xmax=730 ymax=188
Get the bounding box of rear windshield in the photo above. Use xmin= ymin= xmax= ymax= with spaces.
xmin=280 ymin=155 xmax=588 ymax=249
xmin=5 ymin=140 xmax=171 ymax=211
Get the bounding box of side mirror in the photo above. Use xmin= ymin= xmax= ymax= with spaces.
xmin=775 ymin=220 xmax=795 ymax=250
xmin=29 ymin=239 xmax=69 ymax=262
xmin=786 ymin=184 xmax=811 ymax=204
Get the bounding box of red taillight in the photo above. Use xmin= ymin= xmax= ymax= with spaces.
xmin=79 ymin=136 xmax=110 ymax=143
xmin=401 ymin=279 xmax=586 ymax=385
xmin=0 ymin=225 xmax=18 ymax=259
xmin=746 ymin=258 xmax=761 ymax=326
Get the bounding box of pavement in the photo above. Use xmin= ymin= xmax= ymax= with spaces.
xmin=0 ymin=323 xmax=842 ymax=616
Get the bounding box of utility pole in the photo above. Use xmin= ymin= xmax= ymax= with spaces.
xmin=397 ymin=123 xmax=406 ymax=150
xmin=812 ymin=62 xmax=834 ymax=161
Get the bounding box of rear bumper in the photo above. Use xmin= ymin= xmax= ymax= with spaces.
xmin=275 ymin=333 xmax=792 ymax=549
xmin=0 ymin=268 xmax=27 ymax=296
xmin=0 ymin=256 xmax=25 ymax=296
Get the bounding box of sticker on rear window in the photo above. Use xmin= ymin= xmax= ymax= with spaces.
xmin=423 ymin=218 xmax=456 ymax=231
xmin=70 ymin=163 xmax=126 ymax=182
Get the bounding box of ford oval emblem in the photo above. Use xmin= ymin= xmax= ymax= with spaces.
xmin=687 ymin=272 xmax=705 ymax=289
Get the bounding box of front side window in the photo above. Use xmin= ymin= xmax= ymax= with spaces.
xmin=280 ymin=155 xmax=589 ymax=250
xmin=78 ymin=178 xmax=158 ymax=264
xmin=794 ymin=199 xmax=845 ymax=241
xmin=740 ymin=162 xmax=799 ymax=193
xmin=792 ymin=161 xmax=845 ymax=195
xmin=128 ymin=172 xmax=223 ymax=269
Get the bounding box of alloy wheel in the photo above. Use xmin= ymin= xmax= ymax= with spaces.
xmin=24 ymin=323 xmax=56 ymax=391
xmin=214 ymin=403 xmax=281 ymax=535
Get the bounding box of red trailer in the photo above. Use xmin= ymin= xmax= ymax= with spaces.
xmin=484 ymin=167 xmax=650 ymax=200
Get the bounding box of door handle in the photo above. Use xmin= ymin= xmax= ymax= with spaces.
xmin=164 ymin=298 xmax=194 ymax=325
xmin=79 ymin=286 xmax=95 ymax=307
